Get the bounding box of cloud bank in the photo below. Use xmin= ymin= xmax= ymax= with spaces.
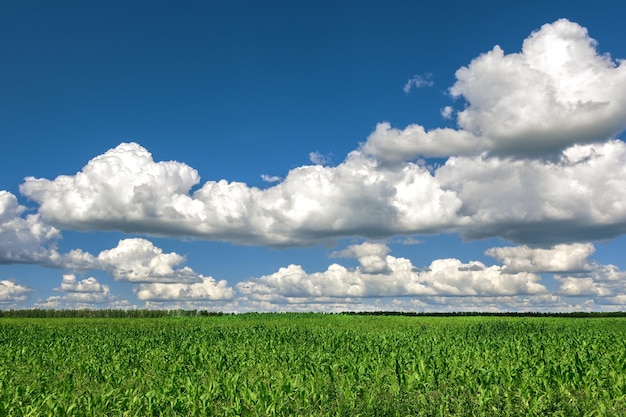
xmin=3 ymin=19 xmax=626 ymax=311
xmin=18 ymin=21 xmax=626 ymax=248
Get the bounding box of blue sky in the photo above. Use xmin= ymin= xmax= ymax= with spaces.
xmin=2 ymin=0 xmax=626 ymax=311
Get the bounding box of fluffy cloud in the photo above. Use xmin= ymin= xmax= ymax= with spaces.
xmin=0 ymin=190 xmax=60 ymax=264
xmin=19 ymin=139 xmax=626 ymax=247
xmin=96 ymin=238 xmax=203 ymax=284
xmin=57 ymin=274 xmax=110 ymax=293
xmin=362 ymin=19 xmax=626 ymax=161
xmin=452 ymin=19 xmax=626 ymax=158
xmin=485 ymin=243 xmax=595 ymax=273
xmin=24 ymin=237 xmax=237 ymax=304
xmin=331 ymin=242 xmax=391 ymax=274
xmin=0 ymin=280 xmax=31 ymax=303
xmin=556 ymin=265 xmax=626 ymax=297
xmin=134 ymin=277 xmax=235 ymax=301
xmin=33 ymin=274 xmax=118 ymax=308
xmin=436 ymin=140 xmax=626 ymax=243
xmin=21 ymin=144 xmax=461 ymax=246
xmin=237 ymin=242 xmax=546 ymax=302
xmin=14 ymin=19 xmax=626 ymax=250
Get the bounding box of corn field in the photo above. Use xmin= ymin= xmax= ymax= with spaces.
xmin=1 ymin=314 xmax=625 ymax=416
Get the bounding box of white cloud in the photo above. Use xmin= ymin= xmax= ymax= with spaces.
xmin=361 ymin=122 xmax=484 ymax=162
xmin=57 ymin=274 xmax=109 ymax=293
xmin=441 ymin=106 xmax=454 ymax=120
xmin=0 ymin=280 xmax=31 ymax=303
xmin=331 ymin=242 xmax=391 ymax=274
xmin=362 ymin=19 xmax=626 ymax=161
xmin=20 ymin=143 xmax=201 ymax=234
xmin=451 ymin=19 xmax=626 ymax=158
xmin=11 ymin=19 xmax=626 ymax=256
xmin=134 ymin=277 xmax=235 ymax=301
xmin=485 ymin=243 xmax=595 ymax=273
xmin=403 ymin=74 xmax=433 ymax=94
xmin=34 ymin=274 xmax=118 ymax=308
xmin=308 ymin=151 xmax=330 ymax=165
xmin=20 ymin=144 xmax=461 ymax=246
xmin=14 ymin=235 xmax=238 ymax=305
xmin=237 ymin=242 xmax=546 ymax=302
xmin=19 ymin=137 xmax=626 ymax=247
xmin=96 ymin=238 xmax=202 ymax=283
xmin=435 ymin=140 xmax=626 ymax=243
xmin=33 ymin=293 xmax=132 ymax=310
xmin=0 ymin=190 xmax=60 ymax=264
xmin=556 ymin=264 xmax=626 ymax=297
xmin=261 ymin=174 xmax=282 ymax=183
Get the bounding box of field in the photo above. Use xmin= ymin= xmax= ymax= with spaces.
xmin=1 ymin=314 xmax=625 ymax=416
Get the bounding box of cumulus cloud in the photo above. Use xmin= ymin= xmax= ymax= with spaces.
xmin=96 ymin=238 xmax=202 ymax=283
xmin=0 ymin=190 xmax=60 ymax=264
xmin=331 ymin=242 xmax=392 ymax=274
xmin=0 ymin=280 xmax=31 ymax=303
xmin=237 ymin=242 xmax=546 ymax=302
xmin=362 ymin=19 xmax=626 ymax=161
xmin=29 ymin=237 xmax=236 ymax=304
xmin=436 ymin=140 xmax=626 ymax=243
xmin=19 ymin=138 xmax=626 ymax=247
xmin=403 ymin=74 xmax=433 ymax=94
xmin=481 ymin=241 xmax=626 ymax=301
xmin=485 ymin=243 xmax=595 ymax=273
xmin=556 ymin=264 xmax=626 ymax=297
xmin=57 ymin=274 xmax=110 ymax=293
xmin=451 ymin=19 xmax=626 ymax=157
xmin=32 ymin=274 xmax=118 ymax=308
xmin=362 ymin=122 xmax=484 ymax=162
xmin=21 ymin=143 xmax=461 ymax=246
xmin=134 ymin=277 xmax=235 ymax=301
xmin=14 ymin=19 xmax=626 ymax=251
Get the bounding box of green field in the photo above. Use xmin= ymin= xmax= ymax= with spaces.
xmin=1 ymin=314 xmax=625 ymax=416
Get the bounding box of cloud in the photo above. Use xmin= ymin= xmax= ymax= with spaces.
xmin=0 ymin=190 xmax=60 ymax=264
xmin=441 ymin=106 xmax=454 ymax=120
xmin=485 ymin=243 xmax=595 ymax=273
xmin=331 ymin=242 xmax=392 ymax=274
xmin=20 ymin=142 xmax=201 ymax=235
xmin=237 ymin=242 xmax=546 ymax=302
xmin=20 ymin=138 xmax=626 ymax=247
xmin=14 ymin=19 xmax=626 ymax=250
xmin=96 ymin=238 xmax=203 ymax=283
xmin=362 ymin=19 xmax=626 ymax=161
xmin=308 ymin=151 xmax=330 ymax=165
xmin=57 ymin=274 xmax=110 ymax=293
xmin=403 ymin=74 xmax=433 ymax=94
xmin=0 ymin=280 xmax=31 ymax=303
xmin=261 ymin=174 xmax=282 ymax=183
xmin=556 ymin=264 xmax=626 ymax=297
xmin=54 ymin=238 xmax=234 ymax=303
xmin=134 ymin=277 xmax=235 ymax=301
xmin=21 ymin=144 xmax=461 ymax=246
xmin=436 ymin=140 xmax=626 ymax=243
xmin=451 ymin=19 xmax=626 ymax=158
xmin=33 ymin=274 xmax=119 ymax=308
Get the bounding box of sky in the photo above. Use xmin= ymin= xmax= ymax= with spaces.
xmin=2 ymin=0 xmax=626 ymax=312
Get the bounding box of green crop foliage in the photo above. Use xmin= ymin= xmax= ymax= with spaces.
xmin=0 ymin=314 xmax=625 ymax=416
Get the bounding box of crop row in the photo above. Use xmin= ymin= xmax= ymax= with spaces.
xmin=0 ymin=315 xmax=625 ymax=416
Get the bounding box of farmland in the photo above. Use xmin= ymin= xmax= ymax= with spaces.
xmin=1 ymin=314 xmax=625 ymax=416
